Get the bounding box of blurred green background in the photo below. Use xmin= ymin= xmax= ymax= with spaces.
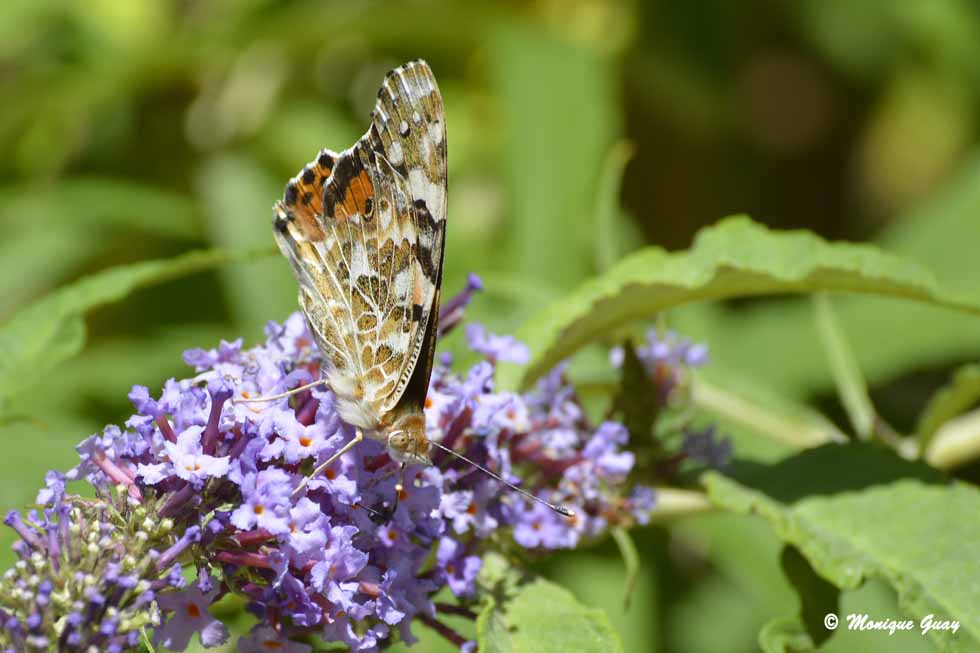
xmin=3 ymin=1 xmax=980 ymax=651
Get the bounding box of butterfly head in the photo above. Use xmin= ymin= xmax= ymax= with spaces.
xmin=384 ymin=412 xmax=431 ymax=465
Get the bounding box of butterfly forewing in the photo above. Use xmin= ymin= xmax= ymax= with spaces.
xmin=272 ymin=60 xmax=447 ymax=431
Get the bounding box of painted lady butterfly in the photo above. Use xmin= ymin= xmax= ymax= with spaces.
xmin=266 ymin=60 xmax=569 ymax=515
xmin=272 ymin=60 xmax=445 ymax=478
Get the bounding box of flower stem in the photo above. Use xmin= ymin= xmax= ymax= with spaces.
xmin=691 ymin=375 xmax=845 ymax=448
xmin=435 ymin=602 xmax=478 ymax=620
xmin=648 ymin=487 xmax=713 ymax=523
xmin=418 ymin=613 xmax=468 ymax=647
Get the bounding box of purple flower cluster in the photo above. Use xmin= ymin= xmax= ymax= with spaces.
xmin=0 ymin=476 xmax=199 ymax=652
xmin=611 ymin=328 xmax=709 ymax=400
xmin=612 ymin=328 xmax=732 ymax=471
xmin=2 ymin=280 xmax=665 ymax=652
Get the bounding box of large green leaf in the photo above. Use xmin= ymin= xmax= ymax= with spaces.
xmin=703 ymin=443 xmax=980 ymax=651
xmin=0 ymin=247 xmax=269 ymax=413
xmin=543 ymin=547 xmax=659 ymax=653
xmin=672 ymin=150 xmax=980 ymax=404
xmin=476 ymin=576 xmax=624 ymax=653
xmin=503 ymin=216 xmax=980 ymax=390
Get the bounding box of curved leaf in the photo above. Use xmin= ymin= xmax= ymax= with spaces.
xmin=477 ymin=577 xmax=623 ymax=653
xmin=0 ymin=247 xmax=271 ymax=413
xmin=759 ymin=616 xmax=815 ymax=653
xmin=704 ymin=443 xmax=980 ymax=651
xmin=670 ymin=151 xmax=980 ymax=408
xmin=778 ymin=545 xmax=839 ymax=648
xmin=503 ymin=216 xmax=980 ymax=390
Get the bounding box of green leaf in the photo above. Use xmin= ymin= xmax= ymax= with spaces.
xmin=477 ymin=552 xmax=522 ymax=600
xmin=917 ymin=364 xmax=980 ymax=451
xmin=502 ymin=215 xmax=980 ymax=391
xmin=477 ymin=577 xmax=624 ymax=653
xmin=544 ymin=548 xmax=659 ymax=653
xmin=671 ymin=150 xmax=980 ymax=405
xmin=610 ymin=527 xmax=640 ymax=610
xmin=758 ymin=616 xmax=815 ymax=653
xmin=703 ymin=443 xmax=980 ymax=651
xmin=779 ymin=546 xmax=839 ymax=647
xmin=477 ymin=595 xmax=515 ymax=653
xmin=813 ymin=294 xmax=875 ymax=439
xmin=0 ymin=247 xmax=270 ymax=413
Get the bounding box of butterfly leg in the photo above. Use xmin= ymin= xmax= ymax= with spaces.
xmin=292 ymin=429 xmax=364 ymax=497
xmin=232 ymin=378 xmax=326 ymax=405
xmin=368 ymin=463 xmax=407 ymax=524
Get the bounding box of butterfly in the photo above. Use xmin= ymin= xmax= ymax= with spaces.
xmin=271 ymin=59 xmax=445 ymax=479
xmin=265 ymin=60 xmax=570 ymax=516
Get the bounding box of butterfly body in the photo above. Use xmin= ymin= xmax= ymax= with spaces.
xmin=272 ymin=60 xmax=446 ymax=467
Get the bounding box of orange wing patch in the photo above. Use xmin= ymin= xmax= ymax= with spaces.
xmin=274 ymin=149 xmax=336 ymax=242
xmin=341 ymin=168 xmax=374 ymax=219
xmin=323 ymin=152 xmax=375 ymax=224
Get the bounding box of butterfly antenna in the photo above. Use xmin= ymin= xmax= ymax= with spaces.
xmin=428 ymin=440 xmax=575 ymax=517
xmin=233 ymin=379 xmax=326 ymax=404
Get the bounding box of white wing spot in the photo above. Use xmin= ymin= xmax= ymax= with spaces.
xmin=389 ymin=141 xmax=404 ymax=166
xmin=429 ymin=120 xmax=443 ymax=145
xmin=399 ymin=120 xmax=409 ymax=136
xmin=412 ymin=110 xmax=422 ymax=125
xmin=409 ymin=168 xmax=446 ymax=221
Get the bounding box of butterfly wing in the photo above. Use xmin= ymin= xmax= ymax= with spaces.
xmin=272 ymin=60 xmax=447 ymax=428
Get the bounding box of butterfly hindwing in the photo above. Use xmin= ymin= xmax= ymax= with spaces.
xmin=272 ymin=60 xmax=446 ymax=428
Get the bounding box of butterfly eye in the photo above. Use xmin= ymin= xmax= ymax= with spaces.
xmin=387 ymin=430 xmax=406 ymax=448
